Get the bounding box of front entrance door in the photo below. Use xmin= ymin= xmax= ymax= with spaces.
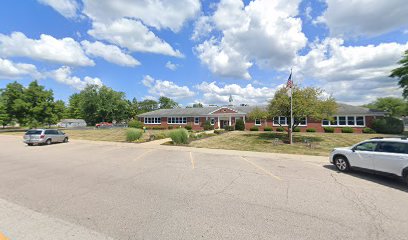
xmin=221 ymin=120 xmax=229 ymax=129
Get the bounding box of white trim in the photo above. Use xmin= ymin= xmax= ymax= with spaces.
xmin=255 ymin=119 xmax=262 ymax=126
xmin=208 ymin=107 xmax=239 ymax=115
xmin=167 ymin=117 xmax=187 ymax=125
xmin=194 ymin=117 xmax=200 ymax=125
xmin=322 ymin=115 xmax=365 ymax=127
xmin=144 ymin=117 xmax=161 ymax=124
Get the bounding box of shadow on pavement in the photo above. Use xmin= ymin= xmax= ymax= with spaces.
xmin=323 ymin=164 xmax=408 ymax=193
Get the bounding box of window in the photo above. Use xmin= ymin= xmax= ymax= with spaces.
xmin=356 ymin=116 xmax=364 ymax=126
xmin=296 ymin=117 xmax=307 ymax=126
xmin=255 ymin=119 xmax=261 ymax=125
xmin=194 ymin=117 xmax=200 ymax=125
xmin=210 ymin=118 xmax=215 ymax=125
xmin=355 ymin=142 xmax=378 ymax=151
xmin=347 ymin=116 xmax=355 ymax=125
xmin=377 ymin=142 xmax=408 ymax=154
xmin=167 ymin=117 xmax=186 ymax=124
xmin=338 ymin=116 xmax=346 ymax=126
xmin=144 ymin=117 xmax=161 ymax=124
xmin=273 ymin=116 xmax=287 ymax=126
xmin=321 ymin=116 xmax=365 ymax=127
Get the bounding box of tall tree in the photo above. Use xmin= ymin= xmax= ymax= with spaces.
xmin=138 ymin=99 xmax=159 ymax=113
xmin=1 ymin=81 xmax=28 ymax=125
xmin=268 ymin=86 xmax=337 ymax=143
xmin=390 ymin=49 xmax=408 ymax=99
xmin=363 ymin=97 xmax=408 ymax=117
xmin=247 ymin=107 xmax=269 ymax=121
xmin=25 ymin=80 xmax=56 ymax=127
xmin=0 ymin=95 xmax=9 ymax=128
xmin=192 ymin=103 xmax=203 ymax=108
xmin=159 ymin=96 xmax=178 ymax=109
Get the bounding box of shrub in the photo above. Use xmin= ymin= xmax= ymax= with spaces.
xmin=264 ymin=126 xmax=273 ymax=131
xmin=126 ymin=128 xmax=143 ymax=142
xmin=235 ymin=119 xmax=245 ymax=131
xmin=250 ymin=126 xmax=259 ymax=131
xmin=362 ymin=127 xmax=376 ymax=134
xmin=169 ymin=128 xmax=189 ymax=144
xmin=214 ymin=129 xmax=225 ymax=134
xmin=372 ymin=117 xmax=404 ymax=134
xmin=168 ymin=126 xmax=174 ymax=130
xmin=341 ymin=127 xmax=354 ymax=133
xmin=185 ymin=125 xmax=192 ymax=131
xmin=147 ymin=126 xmax=166 ymax=130
xmin=203 ymin=120 xmax=214 ymax=130
xmin=306 ymin=128 xmax=316 ymax=132
xmin=128 ymin=119 xmax=144 ymax=129
xmin=276 ymin=127 xmax=285 ymax=132
xmin=293 ymin=127 xmax=301 ymax=132
xmin=323 ymin=127 xmax=335 ymax=133
xmin=224 ymin=126 xmax=235 ymax=131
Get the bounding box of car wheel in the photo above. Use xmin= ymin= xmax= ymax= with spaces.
xmin=334 ymin=156 xmax=350 ymax=172
xmin=27 ymin=143 xmax=33 ymax=146
xmin=45 ymin=139 xmax=52 ymax=145
xmin=63 ymin=137 xmax=68 ymax=143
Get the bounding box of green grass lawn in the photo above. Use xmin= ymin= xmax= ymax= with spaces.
xmin=189 ymin=131 xmax=400 ymax=156
xmin=0 ymin=128 xmax=171 ymax=142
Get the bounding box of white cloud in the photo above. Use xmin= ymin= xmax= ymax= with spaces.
xmin=48 ymin=66 xmax=102 ymax=90
xmin=82 ymin=0 xmax=201 ymax=32
xmin=0 ymin=58 xmax=42 ymax=79
xmin=196 ymin=81 xmax=283 ymax=105
xmin=165 ymin=61 xmax=178 ymax=71
xmin=142 ymin=75 xmax=195 ymax=99
xmin=316 ymin=0 xmax=408 ymax=37
xmin=88 ymin=18 xmax=183 ymax=57
xmin=81 ymin=40 xmax=140 ymax=67
xmin=194 ymin=0 xmax=307 ymax=79
xmin=0 ymin=32 xmax=94 ymax=66
xmin=38 ymin=0 xmax=79 ymax=19
xmin=191 ymin=16 xmax=213 ymax=41
xmin=295 ymin=38 xmax=408 ymax=104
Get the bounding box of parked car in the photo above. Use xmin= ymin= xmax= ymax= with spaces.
xmin=95 ymin=122 xmax=113 ymax=128
xmin=23 ymin=129 xmax=69 ymax=146
xmin=330 ymin=137 xmax=408 ymax=184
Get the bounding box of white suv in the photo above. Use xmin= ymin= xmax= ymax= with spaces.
xmin=330 ymin=138 xmax=408 ymax=184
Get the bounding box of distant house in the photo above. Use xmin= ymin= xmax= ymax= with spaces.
xmin=137 ymin=103 xmax=387 ymax=133
xmin=57 ymin=119 xmax=87 ymax=128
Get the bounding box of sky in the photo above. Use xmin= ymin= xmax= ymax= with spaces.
xmin=0 ymin=0 xmax=407 ymax=106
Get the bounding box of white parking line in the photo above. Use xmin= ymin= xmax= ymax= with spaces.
xmin=240 ymin=156 xmax=282 ymax=181
xmin=134 ymin=149 xmax=154 ymax=161
xmin=190 ymin=152 xmax=195 ymax=169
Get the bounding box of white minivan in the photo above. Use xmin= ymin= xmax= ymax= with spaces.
xmin=330 ymin=138 xmax=408 ymax=184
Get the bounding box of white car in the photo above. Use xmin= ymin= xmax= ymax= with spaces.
xmin=330 ymin=138 xmax=408 ymax=184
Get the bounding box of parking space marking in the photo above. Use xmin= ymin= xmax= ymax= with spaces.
xmin=190 ymin=152 xmax=195 ymax=169
xmin=134 ymin=149 xmax=154 ymax=161
xmin=240 ymin=156 xmax=282 ymax=181
xmin=0 ymin=232 xmax=9 ymax=240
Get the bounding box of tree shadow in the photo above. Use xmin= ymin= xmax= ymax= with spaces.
xmin=245 ymin=132 xmax=323 ymax=144
xmin=324 ymin=165 xmax=408 ymax=193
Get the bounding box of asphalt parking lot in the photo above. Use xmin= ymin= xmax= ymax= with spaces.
xmin=0 ymin=135 xmax=408 ymax=240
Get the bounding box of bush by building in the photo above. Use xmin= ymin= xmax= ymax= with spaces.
xmin=128 ymin=119 xmax=144 ymax=129
xmin=223 ymin=125 xmax=235 ymax=131
xmin=276 ymin=127 xmax=285 ymax=132
xmin=306 ymin=128 xmax=316 ymax=132
xmin=126 ymin=128 xmax=143 ymax=142
xmin=323 ymin=127 xmax=335 ymax=133
xmin=341 ymin=127 xmax=354 ymax=133
xmin=168 ymin=126 xmax=174 ymax=130
xmin=235 ymin=119 xmax=245 ymax=131
xmin=372 ymin=117 xmax=404 ymax=134
xmin=203 ymin=120 xmax=214 ymax=130
xmin=185 ymin=125 xmax=192 ymax=131
xmin=250 ymin=126 xmax=259 ymax=131
xmin=264 ymin=126 xmax=273 ymax=131
xmin=293 ymin=127 xmax=301 ymax=132
xmin=362 ymin=127 xmax=376 ymax=134
xmin=169 ymin=128 xmax=189 ymax=144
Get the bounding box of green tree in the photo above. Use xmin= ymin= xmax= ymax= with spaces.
xmin=247 ymin=107 xmax=270 ymax=121
xmin=0 ymin=95 xmax=9 ymax=128
xmin=67 ymin=93 xmax=83 ymax=119
xmin=390 ymin=49 xmax=408 ymax=99
xmin=138 ymin=99 xmax=159 ymax=113
xmin=363 ymin=97 xmax=408 ymax=117
xmin=25 ymin=80 xmax=56 ymax=126
xmin=268 ymin=86 xmax=337 ymax=144
xmin=193 ymin=103 xmax=203 ymax=108
xmin=1 ymin=81 xmax=29 ymax=125
xmin=159 ymin=96 xmax=178 ymax=109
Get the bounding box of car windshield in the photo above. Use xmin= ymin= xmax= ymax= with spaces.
xmin=25 ymin=130 xmax=42 ymax=135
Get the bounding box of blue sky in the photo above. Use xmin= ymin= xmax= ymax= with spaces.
xmin=0 ymin=0 xmax=407 ymax=106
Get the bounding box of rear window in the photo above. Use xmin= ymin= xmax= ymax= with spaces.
xmin=25 ymin=130 xmax=42 ymax=135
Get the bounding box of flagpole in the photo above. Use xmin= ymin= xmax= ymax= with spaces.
xmin=290 ymin=68 xmax=293 ymax=145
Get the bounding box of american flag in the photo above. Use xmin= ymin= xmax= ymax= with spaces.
xmin=286 ymin=71 xmax=293 ymax=89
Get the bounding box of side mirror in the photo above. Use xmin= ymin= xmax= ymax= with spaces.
xmin=351 ymin=147 xmax=356 ymax=152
